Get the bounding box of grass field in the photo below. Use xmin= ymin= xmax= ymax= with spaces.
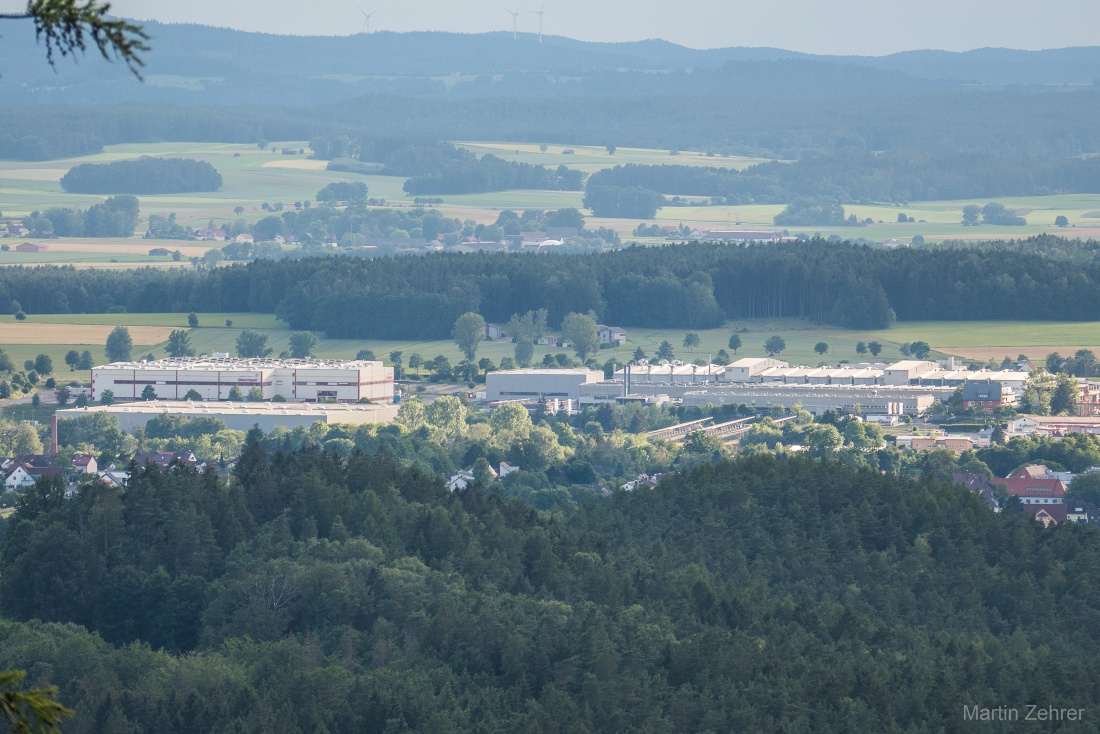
xmin=455 ymin=141 xmax=773 ymax=174
xmin=4 ymin=312 xmax=1100 ymax=386
xmin=4 ymin=141 xmax=1099 ymax=259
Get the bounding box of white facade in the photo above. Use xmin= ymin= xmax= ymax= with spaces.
xmin=91 ymin=358 xmax=393 ymax=403
xmin=485 ymin=369 xmax=604 ymax=402
xmin=58 ymin=400 xmax=399 ymax=433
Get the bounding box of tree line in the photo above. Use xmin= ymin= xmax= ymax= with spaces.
xmin=6 ymin=236 xmax=1100 ymax=333
xmin=25 ymin=195 xmax=140 ymax=238
xmin=587 ymin=151 xmax=1100 ymax=206
xmin=403 ymin=155 xmax=585 ymax=195
xmin=59 ymin=157 xmax=222 ymax=194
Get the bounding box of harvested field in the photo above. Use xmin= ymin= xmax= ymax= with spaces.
xmin=262 ymin=159 xmax=328 ymax=170
xmin=0 ymin=323 xmax=173 ymax=345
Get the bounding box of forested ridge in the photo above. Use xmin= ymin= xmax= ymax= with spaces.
xmin=3 ymin=91 xmax=1100 ymax=161
xmin=3 ymin=237 xmax=1100 ymax=335
xmin=587 ymin=152 xmax=1100 ymax=203
xmin=2 ymin=449 xmax=1099 ymax=731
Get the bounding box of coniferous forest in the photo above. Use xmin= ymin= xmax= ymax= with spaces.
xmin=2 ymin=237 xmax=1100 ymax=334
xmin=2 ymin=447 xmax=1099 ymax=732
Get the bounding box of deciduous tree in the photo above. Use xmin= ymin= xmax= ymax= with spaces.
xmin=452 ymin=313 xmax=486 ymax=362
xmin=105 ymin=325 xmax=132 ymax=362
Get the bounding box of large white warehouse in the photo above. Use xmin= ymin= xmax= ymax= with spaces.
xmin=91 ymin=357 xmax=394 ymax=403
xmin=485 ymin=368 xmax=605 ymax=402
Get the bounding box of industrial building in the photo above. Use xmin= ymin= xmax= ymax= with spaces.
xmin=90 ymin=357 xmax=394 ymax=403
xmin=484 ymin=369 xmax=605 ymax=402
xmin=57 ymin=400 xmax=399 ymax=433
xmin=581 ymin=381 xmax=940 ymax=416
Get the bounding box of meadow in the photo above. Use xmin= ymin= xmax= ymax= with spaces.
xmin=6 ymin=310 xmax=1094 ymax=391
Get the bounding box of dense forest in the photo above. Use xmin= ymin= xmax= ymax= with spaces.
xmin=2 ymin=89 xmax=1100 ymax=162
xmin=59 ymin=157 xmax=223 ymax=195
xmin=403 ymin=156 xmax=585 ymax=195
xmin=2 ymin=448 xmax=1099 ymax=731
xmin=587 ymin=152 xmax=1100 ymax=203
xmin=5 ymin=237 xmax=1100 ymax=333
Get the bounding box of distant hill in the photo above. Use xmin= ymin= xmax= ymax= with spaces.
xmin=0 ymin=20 xmax=1096 ymax=106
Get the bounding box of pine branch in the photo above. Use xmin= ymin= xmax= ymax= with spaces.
xmin=0 ymin=0 xmax=149 ymax=79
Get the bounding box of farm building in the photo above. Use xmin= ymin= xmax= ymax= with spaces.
xmin=14 ymin=241 xmax=48 ymax=252
xmin=90 ymin=357 xmax=393 ymax=403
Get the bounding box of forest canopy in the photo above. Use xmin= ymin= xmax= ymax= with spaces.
xmin=2 ymin=449 xmax=1100 ymax=732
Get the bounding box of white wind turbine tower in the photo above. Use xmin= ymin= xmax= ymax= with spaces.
xmin=357 ymin=6 xmax=378 ymax=34
xmin=505 ymin=5 xmax=522 ymax=40
xmin=528 ymin=1 xmax=546 ymax=44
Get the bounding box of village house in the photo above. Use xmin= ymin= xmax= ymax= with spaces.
xmin=991 ymin=465 xmax=1070 ymax=523
xmin=71 ymin=453 xmax=98 ymax=474
xmin=952 ymin=473 xmax=1000 ymax=511
xmin=485 ymin=323 xmax=507 ymax=340
xmin=192 ymin=228 xmax=227 ymax=241
xmin=597 ymin=324 xmax=627 ymax=345
xmin=132 ymin=450 xmax=204 ymax=472
xmin=961 ymin=380 xmax=1008 ymax=409
xmin=3 ymin=461 xmax=63 ymax=490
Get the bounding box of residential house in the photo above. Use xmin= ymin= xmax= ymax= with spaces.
xmin=97 ymin=469 xmax=129 ymax=488
xmin=1028 ymin=504 xmax=1068 ymax=526
xmin=597 ymin=325 xmax=627 ymax=345
xmin=4 ymin=462 xmax=62 ymax=490
xmin=952 ymin=472 xmax=1000 ymax=511
xmin=192 ymin=228 xmax=227 ymax=241
xmin=895 ymin=435 xmax=938 ymax=451
xmin=498 ymin=462 xmax=520 ymax=478
xmin=962 ymin=379 xmax=1006 ymax=409
xmin=992 ymin=465 xmax=1067 ymax=509
xmin=1067 ymin=500 xmax=1099 ymax=524
xmin=133 ymin=450 xmax=204 ymax=472
xmin=485 ymin=324 xmax=508 ymax=340
xmin=235 ymin=234 xmax=254 ymax=244
xmin=446 ymin=470 xmax=475 ymax=492
xmin=70 ymin=453 xmax=98 ymax=474
xmin=14 ymin=242 xmax=48 ymax=253
xmin=2 ymin=223 xmax=29 ymax=238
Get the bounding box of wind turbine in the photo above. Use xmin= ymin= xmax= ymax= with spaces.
xmin=357 ymin=6 xmax=378 ymax=34
xmin=505 ymin=5 xmax=522 ymax=40
xmin=528 ymin=1 xmax=545 ymax=44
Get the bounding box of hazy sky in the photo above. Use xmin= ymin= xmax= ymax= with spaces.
xmin=17 ymin=0 xmax=1100 ymax=55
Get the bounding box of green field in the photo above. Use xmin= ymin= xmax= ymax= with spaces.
xmin=455 ymin=141 xmax=773 ymax=173
xmin=4 ymin=141 xmax=1099 ymax=258
xmin=5 ymin=312 xmax=1100 ymax=381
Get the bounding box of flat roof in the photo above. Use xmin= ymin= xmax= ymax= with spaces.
xmin=488 ymin=369 xmax=602 ymax=377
